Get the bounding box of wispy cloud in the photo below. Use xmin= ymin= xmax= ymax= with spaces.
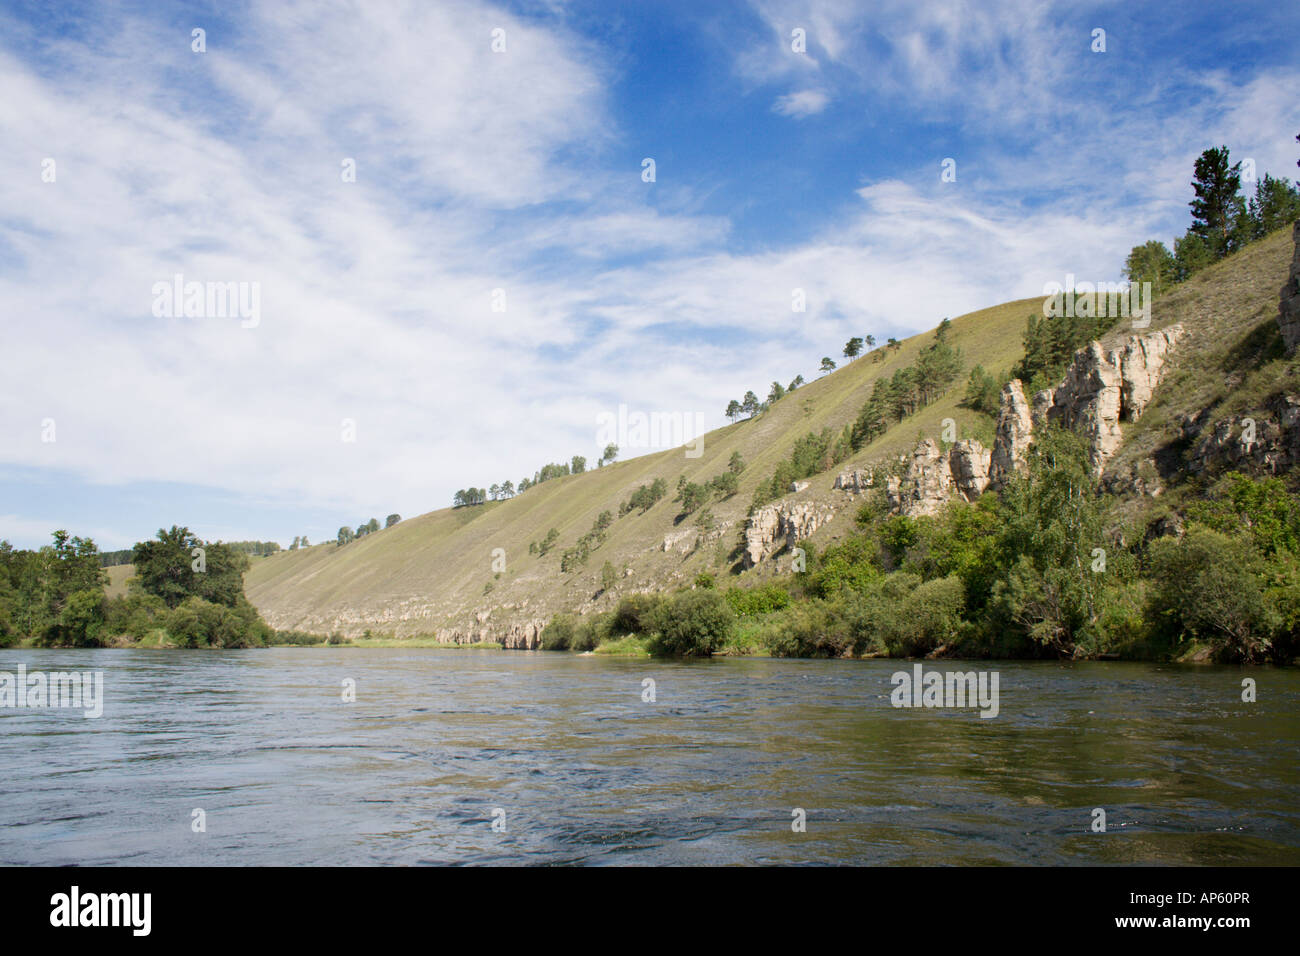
xmin=0 ymin=0 xmax=1295 ymax=548
xmin=773 ymin=88 xmax=830 ymax=118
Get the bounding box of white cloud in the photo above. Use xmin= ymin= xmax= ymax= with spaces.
xmin=773 ymin=89 xmax=830 ymax=118
xmin=0 ymin=0 xmax=1295 ymax=542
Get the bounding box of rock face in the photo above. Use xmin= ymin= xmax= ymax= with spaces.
xmin=988 ymin=380 xmax=1035 ymax=488
xmin=890 ymin=325 xmax=1184 ymax=514
xmin=1029 ymin=325 xmax=1184 ymax=476
xmin=1279 ymin=220 xmax=1300 ymax=355
xmin=743 ymin=500 xmax=834 ymax=568
xmin=1187 ymin=393 xmax=1300 ymax=475
xmin=435 ymin=619 xmax=547 ymax=649
xmin=949 ymin=439 xmax=992 ymax=500
xmin=1114 ymin=328 xmax=1182 ymax=419
xmin=1045 ymin=341 xmax=1125 ymax=473
xmin=834 ymin=469 xmax=872 ymax=492
xmin=886 ymin=438 xmax=990 ymax=517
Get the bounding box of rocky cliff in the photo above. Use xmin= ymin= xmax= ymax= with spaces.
xmin=743 ymin=499 xmax=836 ymax=568
xmin=887 ymin=325 xmax=1183 ymax=514
xmin=1186 ymin=393 xmax=1300 ymax=476
xmin=885 ymin=438 xmax=991 ymax=517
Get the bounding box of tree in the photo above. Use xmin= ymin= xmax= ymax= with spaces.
xmin=728 ymin=451 xmax=746 ymax=474
xmin=571 ymin=455 xmax=586 ymax=474
xmin=1173 ymin=230 xmax=1214 ymax=281
xmin=843 ymin=336 xmax=864 ymax=359
xmin=1244 ymin=173 xmax=1300 ymax=239
xmin=648 ymin=590 xmax=735 ymax=657
xmin=338 ymin=526 xmax=355 ymax=545
xmin=990 ymin=427 xmax=1105 ymax=653
xmin=1189 ymin=145 xmax=1244 ymax=258
xmin=933 ymin=319 xmax=951 ymax=343
xmin=864 ymin=335 xmax=875 ymax=350
xmin=501 ymin=481 xmax=514 ymax=498
xmin=489 ymin=483 xmax=501 ymax=500
xmin=886 ymin=337 xmax=900 ymax=352
xmin=1124 ymin=239 xmax=1177 ymax=297
xmin=963 ymin=365 xmax=1001 ymax=416
xmin=300 ymin=536 xmax=309 ymax=547
xmin=820 ymin=357 xmax=836 ymax=374
xmin=602 ymin=444 xmax=618 ymax=464
xmin=132 ymin=526 xmax=248 ymax=610
xmin=290 ymin=536 xmax=300 ymax=550
xmin=600 ymin=561 xmax=618 ymax=592
xmin=788 ymin=374 xmax=804 ymax=392
xmin=710 ymin=471 xmax=739 ymax=498
xmin=741 ymin=390 xmax=759 ymax=418
xmin=59 ymin=587 xmax=107 ymax=647
xmin=385 ymin=515 xmax=401 ymax=528
xmin=725 ymin=399 xmax=742 ymax=422
xmin=1148 ymin=527 xmax=1278 ymax=662
xmin=768 ymin=381 xmax=785 ymax=404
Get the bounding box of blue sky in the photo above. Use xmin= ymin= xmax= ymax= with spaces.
xmin=2 ymin=0 xmax=1298 ymax=551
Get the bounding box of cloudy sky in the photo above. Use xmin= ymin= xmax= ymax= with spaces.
xmin=1 ymin=0 xmax=1297 ymax=550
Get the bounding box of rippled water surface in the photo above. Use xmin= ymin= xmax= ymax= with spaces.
xmin=2 ymin=649 xmax=1298 ymax=865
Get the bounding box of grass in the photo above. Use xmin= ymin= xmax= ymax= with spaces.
xmin=591 ymin=634 xmax=651 ymax=657
xmin=245 ymin=295 xmax=1037 ymax=640
xmin=231 ymin=226 xmax=1299 ymax=646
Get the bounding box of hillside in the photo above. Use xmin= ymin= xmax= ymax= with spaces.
xmin=244 ymin=225 xmax=1299 ymax=644
xmin=244 ymin=296 xmax=1037 ymax=639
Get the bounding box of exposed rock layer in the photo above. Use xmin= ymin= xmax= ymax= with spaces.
xmin=743 ymin=500 xmax=835 ymax=568
xmin=890 ymin=325 xmax=1183 ymax=512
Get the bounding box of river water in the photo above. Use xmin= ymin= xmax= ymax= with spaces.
xmin=1 ymin=648 xmax=1297 ymax=865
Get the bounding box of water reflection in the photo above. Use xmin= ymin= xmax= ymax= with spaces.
xmin=0 ymin=650 xmax=1296 ymax=865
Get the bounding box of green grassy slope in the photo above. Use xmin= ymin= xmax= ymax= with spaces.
xmin=1101 ymin=225 xmax=1298 ymax=520
xmin=245 ymin=297 xmax=1039 ymax=636
xmin=245 ymin=224 xmax=1298 ymax=639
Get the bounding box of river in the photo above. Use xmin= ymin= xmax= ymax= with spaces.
xmin=1 ymin=649 xmax=1297 ymax=865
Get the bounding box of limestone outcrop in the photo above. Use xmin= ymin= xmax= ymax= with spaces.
xmin=988 ymin=380 xmax=1034 ymax=487
xmin=949 ymin=439 xmax=992 ymax=500
xmin=886 ymin=438 xmax=990 ymax=517
xmin=1186 ymin=393 xmax=1300 ymax=476
xmin=743 ymin=500 xmax=835 ymax=568
xmin=890 ymin=325 xmax=1184 ymax=514
xmin=1045 ymin=326 xmax=1183 ymax=473
xmin=833 ymin=469 xmax=872 ymax=493
xmin=434 ymin=618 xmax=547 ymax=649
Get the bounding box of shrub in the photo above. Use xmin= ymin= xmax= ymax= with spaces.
xmin=760 ymin=600 xmax=854 ymax=658
xmin=724 ymin=583 xmax=790 ymax=617
xmin=1147 ymin=527 xmax=1281 ymax=662
xmin=808 ymin=537 xmax=878 ymax=597
xmin=609 ymin=594 xmax=663 ymax=636
xmin=880 ymin=574 xmax=965 ymax=657
xmin=648 ymin=590 xmax=734 ymax=657
xmin=571 ymin=614 xmax=609 ymax=652
xmin=541 ymin=613 xmax=577 ymax=650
